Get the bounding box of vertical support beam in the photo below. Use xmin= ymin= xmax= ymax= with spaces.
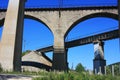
xmin=0 ymin=0 xmax=25 ymax=71
xmin=52 ymin=26 xmax=68 ymax=71
xmin=93 ymin=40 xmax=106 ymax=74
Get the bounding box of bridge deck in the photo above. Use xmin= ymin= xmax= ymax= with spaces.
xmin=36 ymin=29 xmax=119 ymax=53
xmin=66 ymin=29 xmax=119 ymax=48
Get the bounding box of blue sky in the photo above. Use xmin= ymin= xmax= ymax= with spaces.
xmin=0 ymin=0 xmax=117 ymax=8
xmin=0 ymin=0 xmax=119 ymax=70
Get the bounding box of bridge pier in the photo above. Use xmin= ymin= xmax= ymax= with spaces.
xmin=0 ymin=0 xmax=25 ymax=71
xmin=93 ymin=40 xmax=106 ymax=74
xmin=52 ymin=48 xmax=68 ymax=71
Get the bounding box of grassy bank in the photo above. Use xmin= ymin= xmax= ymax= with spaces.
xmin=33 ymin=71 xmax=120 ymax=80
xmin=1 ymin=69 xmax=120 ymax=80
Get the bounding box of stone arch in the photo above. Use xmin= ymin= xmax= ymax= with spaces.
xmin=24 ymin=15 xmax=54 ymax=36
xmin=64 ymin=12 xmax=118 ymax=38
xmin=0 ymin=15 xmax=54 ymax=35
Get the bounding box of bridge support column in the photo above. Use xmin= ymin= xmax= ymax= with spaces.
xmin=93 ymin=40 xmax=106 ymax=74
xmin=0 ymin=0 xmax=25 ymax=71
xmin=53 ymin=48 xmax=68 ymax=71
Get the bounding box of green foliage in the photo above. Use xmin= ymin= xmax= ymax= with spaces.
xmin=106 ymin=66 xmax=111 ymax=75
xmin=106 ymin=64 xmax=120 ymax=76
xmin=114 ymin=64 xmax=120 ymax=76
xmin=75 ymin=63 xmax=85 ymax=73
xmin=1 ymin=70 xmax=120 ymax=80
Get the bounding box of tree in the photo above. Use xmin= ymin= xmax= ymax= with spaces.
xmin=75 ymin=63 xmax=85 ymax=73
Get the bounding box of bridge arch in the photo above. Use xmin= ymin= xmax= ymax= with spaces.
xmin=64 ymin=12 xmax=118 ymax=38
xmin=24 ymin=15 xmax=54 ymax=35
xmin=0 ymin=15 xmax=54 ymax=35
xmin=0 ymin=15 xmax=54 ymax=43
xmin=0 ymin=15 xmax=54 ymax=42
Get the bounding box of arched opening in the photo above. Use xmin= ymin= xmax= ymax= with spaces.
xmin=65 ymin=13 xmax=118 ymax=37
xmin=23 ymin=15 xmax=54 ymax=51
xmin=22 ymin=16 xmax=54 ymax=71
xmin=65 ymin=13 xmax=119 ymax=72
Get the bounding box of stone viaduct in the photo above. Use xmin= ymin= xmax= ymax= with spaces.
xmin=0 ymin=0 xmax=119 ymax=73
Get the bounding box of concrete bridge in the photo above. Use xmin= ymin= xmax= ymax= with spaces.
xmin=0 ymin=0 xmax=119 ymax=74
xmin=36 ymin=29 xmax=119 ymax=52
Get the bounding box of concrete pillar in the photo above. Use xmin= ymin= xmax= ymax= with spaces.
xmin=0 ymin=0 xmax=25 ymax=71
xmin=93 ymin=40 xmax=106 ymax=74
xmin=52 ymin=34 xmax=68 ymax=71
xmin=52 ymin=48 xmax=68 ymax=71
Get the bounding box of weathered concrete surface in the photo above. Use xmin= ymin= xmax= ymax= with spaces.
xmin=0 ymin=0 xmax=25 ymax=71
xmin=22 ymin=51 xmax=52 ymax=72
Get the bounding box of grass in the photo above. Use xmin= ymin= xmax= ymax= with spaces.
xmin=0 ymin=70 xmax=120 ymax=80
xmin=32 ymin=70 xmax=120 ymax=80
